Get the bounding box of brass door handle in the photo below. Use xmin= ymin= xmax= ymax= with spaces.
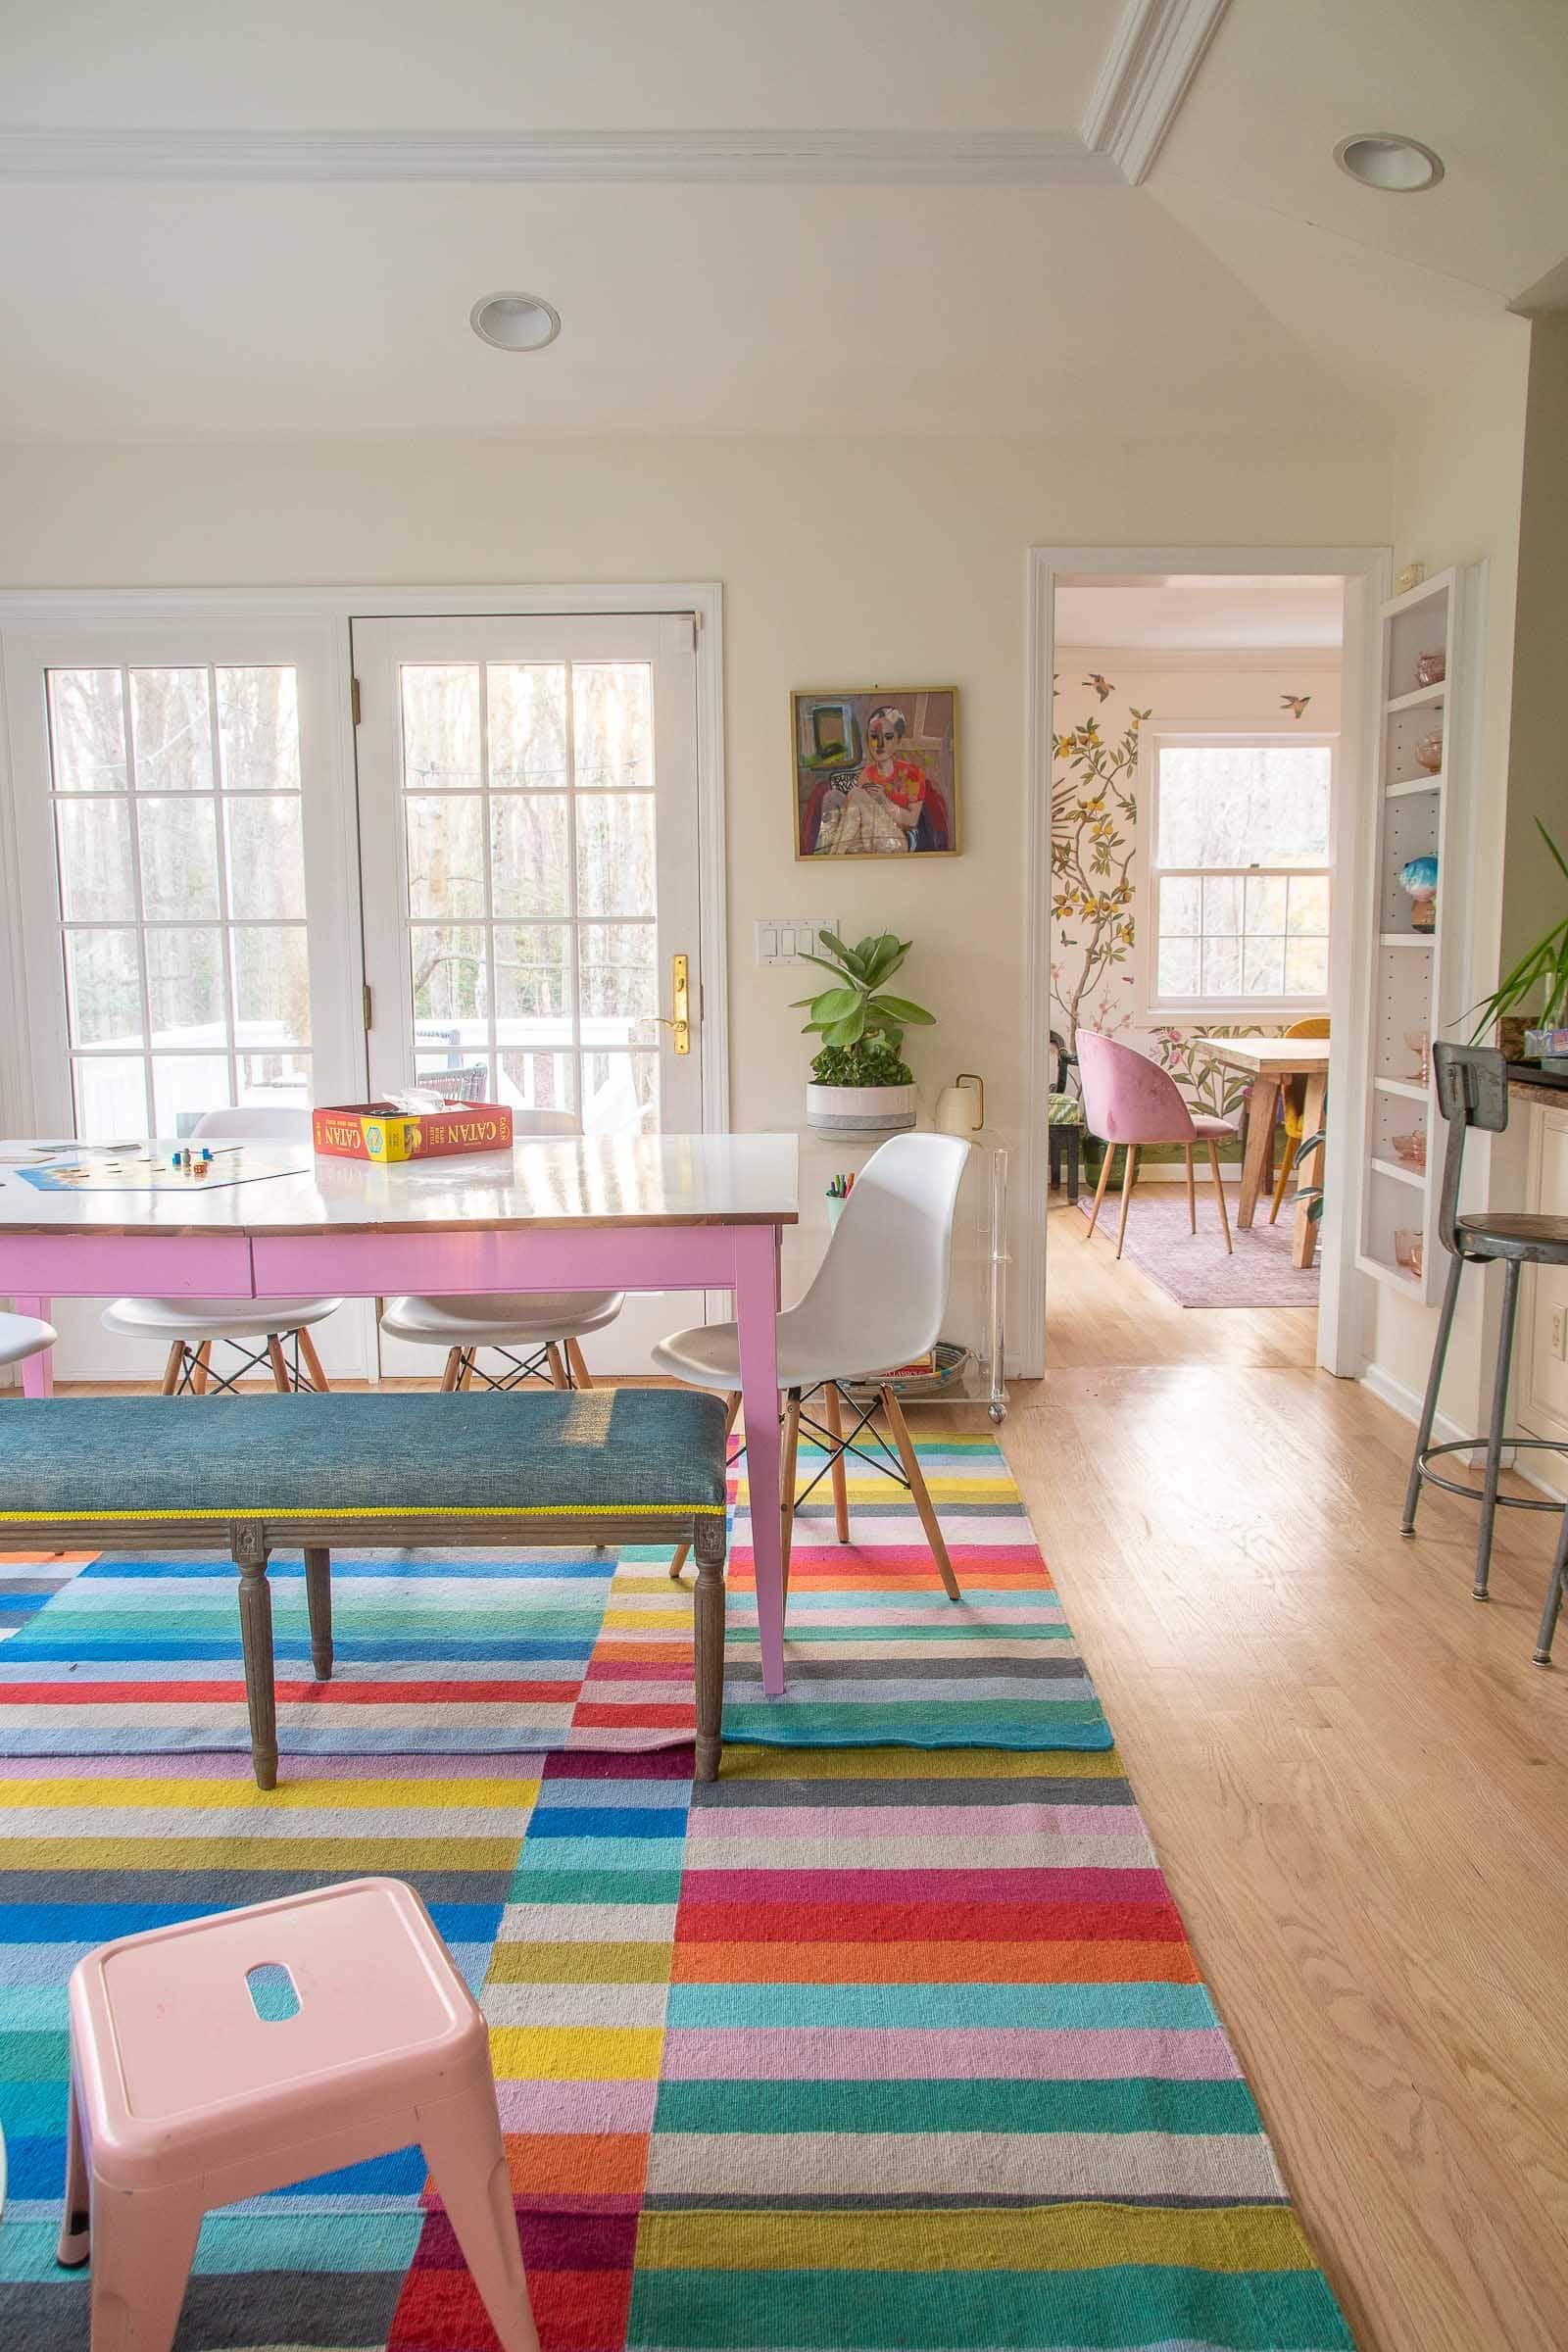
xmin=655 ymin=952 xmax=692 ymax=1054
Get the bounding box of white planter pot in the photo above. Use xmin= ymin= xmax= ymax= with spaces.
xmin=806 ymin=1080 xmax=917 ymax=1135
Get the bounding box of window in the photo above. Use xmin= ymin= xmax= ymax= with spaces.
xmin=1141 ymin=727 xmax=1333 ymax=1018
xmin=44 ymin=664 xmax=312 ymax=1136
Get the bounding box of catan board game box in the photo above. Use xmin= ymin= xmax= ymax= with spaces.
xmin=312 ymin=1101 xmax=514 ymax=1163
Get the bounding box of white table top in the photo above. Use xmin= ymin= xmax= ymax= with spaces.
xmin=1196 ymin=1037 xmax=1332 ymax=1077
xmin=0 ymin=1132 xmax=800 ymax=1237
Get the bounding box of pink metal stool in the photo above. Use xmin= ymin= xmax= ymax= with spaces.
xmin=57 ymin=1876 xmax=538 ymax=2352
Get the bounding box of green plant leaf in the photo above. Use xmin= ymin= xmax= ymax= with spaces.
xmin=817 ymin=929 xmax=869 ymax=979
xmin=805 ymin=987 xmax=859 ymax=1022
xmin=822 ymin=1008 xmax=866 ymax=1048
xmin=868 ymin=993 xmax=936 ymax=1025
xmin=795 ymin=949 xmax=858 ymax=985
xmin=1537 ymin=816 xmax=1568 ymax=884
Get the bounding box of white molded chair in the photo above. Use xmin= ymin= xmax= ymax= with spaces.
xmin=654 ymin=1131 xmax=971 ymax=1597
xmin=380 ymin=1108 xmax=624 ymax=1391
xmin=102 ymin=1107 xmax=342 ymax=1395
xmin=1 ymin=1309 xmax=59 ymax=1371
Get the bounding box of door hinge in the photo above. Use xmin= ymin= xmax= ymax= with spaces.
xmin=362 ymin=983 xmax=373 ymax=1032
xmin=351 ymin=676 xmax=362 ymax=725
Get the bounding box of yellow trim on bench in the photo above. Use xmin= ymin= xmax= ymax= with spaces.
xmin=0 ymin=1502 xmax=729 ymax=1524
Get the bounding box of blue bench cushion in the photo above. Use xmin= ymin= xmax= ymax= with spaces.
xmin=0 ymin=1391 xmax=729 ymax=1525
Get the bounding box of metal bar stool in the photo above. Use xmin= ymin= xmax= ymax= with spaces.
xmin=1401 ymin=1043 xmax=1568 ymax=1651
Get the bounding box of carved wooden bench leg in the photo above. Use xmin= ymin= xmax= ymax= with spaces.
xmin=233 ymin=1525 xmax=278 ymax=1790
xmin=304 ymin=1545 xmax=334 ymax=1681
xmin=693 ymin=1516 xmax=727 ymax=1784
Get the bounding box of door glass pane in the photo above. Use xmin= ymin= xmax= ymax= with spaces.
xmin=238 ymin=1051 xmax=311 ymax=1108
xmin=73 ymin=1054 xmax=148 ymax=1139
xmin=65 ymin=929 xmax=142 ymax=1047
xmin=152 ymin=1054 xmax=230 ymax=1136
xmin=137 ymin=797 xmax=220 ymax=920
xmin=407 ymin=796 xmax=486 ymax=919
xmin=496 ymin=1049 xmax=575 ymax=1115
xmin=402 ymin=665 xmax=480 ymax=789
xmin=579 ymin=922 xmax=658 ymax=1041
xmin=411 ymin=923 xmax=488 ymax=1044
xmin=583 ymin=1052 xmax=658 ymax=1133
xmin=232 ymin=926 xmax=311 ymax=1047
xmin=48 ymin=670 xmax=127 ymax=792
xmin=494 ymin=925 xmax=571 ymax=1050
xmin=576 ymin=794 xmax=655 ymax=917
xmin=57 ymin=799 xmax=135 ymax=920
xmin=130 ymin=669 xmax=214 ymax=793
xmin=216 ymin=667 xmax=301 ymax=791
xmin=572 ymin=664 xmax=653 ymax=788
xmin=490 ymin=798 xmax=569 ymax=917
xmin=147 ymin=926 xmax=225 ymax=1045
xmin=488 ymin=664 xmax=567 ymax=788
xmin=224 ymin=797 xmax=308 ymax=919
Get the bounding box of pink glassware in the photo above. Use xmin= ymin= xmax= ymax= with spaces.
xmin=1415 ymin=730 xmax=1444 ymax=773
xmin=1415 ymin=651 xmax=1446 ymax=686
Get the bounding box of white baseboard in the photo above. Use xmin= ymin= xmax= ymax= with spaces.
xmin=1359 ymin=1359 xmax=1467 ymax=1449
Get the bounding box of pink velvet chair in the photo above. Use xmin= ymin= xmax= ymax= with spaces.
xmin=1075 ymin=1030 xmax=1237 ymax=1258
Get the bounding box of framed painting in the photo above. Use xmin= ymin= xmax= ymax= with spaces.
xmin=792 ymin=686 xmax=959 ymax=858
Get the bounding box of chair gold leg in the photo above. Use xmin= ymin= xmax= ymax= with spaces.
xmin=266 ymin=1335 xmax=291 ymax=1394
xmin=823 ymin=1380 xmax=851 ymax=1543
xmin=440 ymin=1348 xmax=463 ymax=1392
xmin=1084 ymin=1143 xmax=1115 ymax=1242
xmin=1115 ymin=1144 xmax=1140 ymax=1259
xmin=1268 ymin=1136 xmax=1298 ymax=1225
xmin=160 ymin=1342 xmax=184 ymax=1396
xmin=296 ymin=1327 xmax=330 ymax=1393
xmin=565 ymin=1338 xmax=594 ymax=1389
xmin=882 ymin=1385 xmax=960 ymax=1601
xmin=780 ymin=1390 xmax=802 ymax=1611
xmin=546 ymin=1343 xmax=568 ymax=1391
xmin=671 ymin=1392 xmax=740 ymax=1579
xmin=1205 ymin=1140 xmax=1233 ymax=1253
xmin=1183 ymin=1143 xmax=1196 ymax=1233
xmin=192 ymin=1342 xmax=213 ymax=1396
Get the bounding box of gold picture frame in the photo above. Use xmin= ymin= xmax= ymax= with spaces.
xmin=792 ymin=686 xmax=960 ymax=859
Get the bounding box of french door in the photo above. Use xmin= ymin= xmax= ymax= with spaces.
xmin=351 ymin=612 xmax=707 ymax=1374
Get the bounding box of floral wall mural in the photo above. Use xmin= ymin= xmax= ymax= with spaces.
xmin=1050 ymin=658 xmax=1340 ymax=1137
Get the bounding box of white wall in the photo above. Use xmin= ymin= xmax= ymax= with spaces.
xmin=0 ymin=428 xmax=1391 ymax=1353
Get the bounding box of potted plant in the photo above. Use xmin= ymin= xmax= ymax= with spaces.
xmin=1467 ymin=818 xmax=1568 ymax=1072
xmin=795 ymin=929 xmax=935 ymax=1133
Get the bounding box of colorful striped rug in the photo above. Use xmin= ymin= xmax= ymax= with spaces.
xmin=0 ymin=1740 xmax=1351 ymax=2350
xmin=0 ymin=1437 xmax=1111 ymax=1758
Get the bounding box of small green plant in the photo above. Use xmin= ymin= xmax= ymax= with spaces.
xmin=794 ymin=929 xmax=935 ymax=1086
xmin=1467 ymin=817 xmax=1568 ymax=1043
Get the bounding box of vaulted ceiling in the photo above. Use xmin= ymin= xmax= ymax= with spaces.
xmin=1 ymin=0 xmax=1562 ymax=441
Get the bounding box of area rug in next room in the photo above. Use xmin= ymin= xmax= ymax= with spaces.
xmin=0 ymin=1437 xmax=1111 ymax=1758
xmin=1075 ymin=1186 xmax=1320 ymax=1308
xmin=0 ymin=1743 xmax=1353 ymax=2352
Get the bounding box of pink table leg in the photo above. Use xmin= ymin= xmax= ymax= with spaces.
xmin=15 ymin=1297 xmax=53 ymax=1396
xmin=734 ymin=1224 xmax=785 ymax=1697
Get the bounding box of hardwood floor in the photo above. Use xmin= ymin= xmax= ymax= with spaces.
xmin=977 ymin=1205 xmax=1568 ymax=2352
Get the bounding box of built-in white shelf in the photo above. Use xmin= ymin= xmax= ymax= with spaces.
xmin=1370 ymin=1154 xmax=1426 ymax=1190
xmin=1373 ymin=1075 xmax=1428 ymax=1102
xmin=1379 ymin=930 xmax=1436 ymax=948
xmin=1386 ymin=772 xmax=1443 ymax=800
xmin=1386 ymin=681 xmax=1446 ymax=714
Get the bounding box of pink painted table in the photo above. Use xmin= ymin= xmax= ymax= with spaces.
xmin=0 ymin=1132 xmax=799 ymax=1695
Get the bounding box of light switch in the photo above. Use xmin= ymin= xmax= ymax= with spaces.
xmin=757 ymin=918 xmax=836 ymax=966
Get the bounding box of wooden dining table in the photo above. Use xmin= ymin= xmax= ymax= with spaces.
xmin=0 ymin=1129 xmax=801 ymax=1694
xmin=1195 ymin=1037 xmax=1332 ymax=1270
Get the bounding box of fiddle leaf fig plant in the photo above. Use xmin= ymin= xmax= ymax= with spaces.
xmin=793 ymin=928 xmax=935 ymax=1086
xmin=1467 ymin=818 xmax=1568 ymax=1044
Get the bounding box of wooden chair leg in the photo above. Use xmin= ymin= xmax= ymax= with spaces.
xmin=160 ymin=1341 xmax=185 ymax=1396
xmin=671 ymin=1392 xmax=740 ymax=1579
xmin=822 ymin=1380 xmax=851 ymax=1544
xmin=565 ymin=1338 xmax=594 ymax=1389
xmin=882 ymin=1386 xmax=960 ymax=1601
xmin=233 ymin=1528 xmax=278 ymax=1791
xmin=459 ymin=1351 xmax=478 ymax=1390
xmin=779 ymin=1389 xmax=802 ymax=1610
xmin=692 ymin=1517 xmax=727 ymax=1783
xmin=1084 ymin=1143 xmax=1115 ymax=1242
xmin=192 ymin=1342 xmax=213 ymax=1395
xmin=546 ymin=1343 xmax=568 ymax=1391
xmin=1205 ymin=1140 xmax=1233 ymax=1254
xmin=1268 ymin=1135 xmax=1299 ymax=1225
xmin=1183 ymin=1143 xmax=1196 ymax=1233
xmin=1115 ymin=1143 xmax=1140 ymax=1259
xmin=266 ymin=1335 xmax=291 ymax=1394
xmin=303 ymin=1545 xmax=334 ymax=1682
xmin=296 ymin=1327 xmax=330 ymax=1392
xmin=440 ymin=1348 xmax=464 ymax=1392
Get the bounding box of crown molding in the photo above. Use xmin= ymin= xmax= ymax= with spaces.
xmin=1081 ymin=0 xmax=1232 ymax=184
xmin=0 ymin=124 xmax=1123 ymax=187
xmin=1056 ymin=644 xmax=1342 ymax=672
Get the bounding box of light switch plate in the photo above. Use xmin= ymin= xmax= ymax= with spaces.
xmin=756 ymin=918 xmax=837 ymax=967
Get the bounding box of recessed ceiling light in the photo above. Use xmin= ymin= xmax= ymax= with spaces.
xmin=1333 ymin=133 xmax=1445 ymax=193
xmin=469 ymin=292 xmax=562 ymax=352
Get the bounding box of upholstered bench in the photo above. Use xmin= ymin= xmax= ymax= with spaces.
xmin=0 ymin=1389 xmax=729 ymax=1789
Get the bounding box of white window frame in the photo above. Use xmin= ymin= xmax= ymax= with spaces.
xmin=1136 ymin=720 xmax=1337 ymax=1025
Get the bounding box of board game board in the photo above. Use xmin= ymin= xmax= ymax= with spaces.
xmin=7 ymin=1146 xmax=309 ymax=1196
